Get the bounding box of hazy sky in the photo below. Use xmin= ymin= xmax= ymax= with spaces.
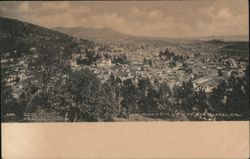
xmin=0 ymin=1 xmax=248 ymax=38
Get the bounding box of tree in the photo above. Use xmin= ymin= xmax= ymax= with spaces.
xmin=63 ymin=69 xmax=117 ymax=122
xmin=137 ymin=77 xmax=152 ymax=113
xmin=25 ymin=45 xmax=70 ymax=112
xmin=98 ymin=81 xmax=116 ymax=121
xmin=226 ymin=74 xmax=249 ymax=117
xmin=22 ymin=43 xmax=78 ymax=120
xmin=158 ymin=83 xmax=172 ymax=113
xmin=85 ymin=49 xmax=96 ymax=64
xmin=112 ymin=54 xmax=129 ymax=64
xmin=194 ymin=90 xmax=207 ymax=112
xmin=146 ymin=86 xmax=160 ymax=113
xmin=65 ymin=69 xmax=100 ymax=121
xmin=172 ymin=84 xmax=182 ymax=111
xmin=143 ymin=58 xmax=153 ymax=67
xmin=159 ymin=48 xmax=171 ymax=60
xmin=181 ymin=80 xmax=195 ymax=112
xmin=210 ymin=80 xmax=227 ymax=113
xmin=243 ymin=65 xmax=249 ymax=117
xmin=121 ymin=79 xmax=138 ymax=117
xmin=108 ymin=73 xmax=123 ymax=115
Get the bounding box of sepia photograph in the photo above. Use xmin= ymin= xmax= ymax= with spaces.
xmin=1 ymin=0 xmax=249 ymax=123
xmin=1 ymin=1 xmax=249 ymax=159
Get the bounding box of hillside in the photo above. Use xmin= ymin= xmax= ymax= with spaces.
xmin=0 ymin=17 xmax=97 ymax=122
xmin=0 ymin=16 xmax=94 ymax=57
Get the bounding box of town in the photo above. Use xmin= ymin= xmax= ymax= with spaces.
xmin=1 ymin=16 xmax=249 ymax=122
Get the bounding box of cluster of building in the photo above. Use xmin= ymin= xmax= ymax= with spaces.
xmin=1 ymin=50 xmax=29 ymax=99
xmin=69 ymin=42 xmax=249 ymax=96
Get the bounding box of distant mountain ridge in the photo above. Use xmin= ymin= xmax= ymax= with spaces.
xmin=199 ymin=35 xmax=249 ymax=42
xmin=54 ymin=26 xmax=248 ymax=43
xmin=54 ymin=26 xmax=132 ymax=41
xmin=54 ymin=27 xmax=200 ymax=45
